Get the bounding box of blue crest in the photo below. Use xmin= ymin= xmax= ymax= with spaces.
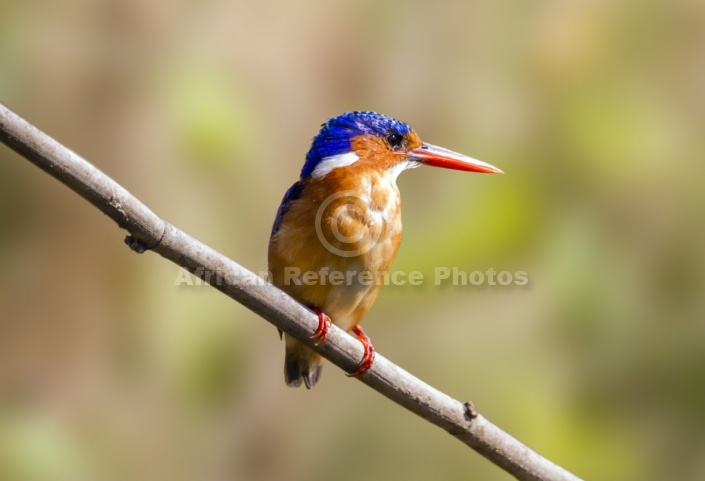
xmin=300 ymin=111 xmax=412 ymax=179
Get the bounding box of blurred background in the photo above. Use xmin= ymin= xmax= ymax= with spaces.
xmin=1 ymin=0 xmax=704 ymax=480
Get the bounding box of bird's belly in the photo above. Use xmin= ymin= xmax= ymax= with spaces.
xmin=270 ymin=233 xmax=398 ymax=331
xmin=270 ymin=217 xmax=400 ymax=330
xmin=269 ymin=173 xmax=402 ymax=330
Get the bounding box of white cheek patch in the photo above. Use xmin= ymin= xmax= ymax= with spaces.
xmin=388 ymin=159 xmax=420 ymax=182
xmin=311 ymin=152 xmax=360 ymax=178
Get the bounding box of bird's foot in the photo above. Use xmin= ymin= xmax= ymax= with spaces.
xmin=310 ymin=309 xmax=332 ymax=346
xmin=346 ymin=326 xmax=376 ymax=378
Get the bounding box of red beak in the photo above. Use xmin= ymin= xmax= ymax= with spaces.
xmin=409 ymin=143 xmax=503 ymax=174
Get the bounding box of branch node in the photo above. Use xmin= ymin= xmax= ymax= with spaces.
xmin=124 ymin=222 xmax=167 ymax=253
xmin=124 ymin=235 xmax=149 ymax=254
xmin=463 ymin=400 xmax=479 ymax=420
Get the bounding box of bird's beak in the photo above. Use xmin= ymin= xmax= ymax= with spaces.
xmin=409 ymin=143 xmax=503 ymax=174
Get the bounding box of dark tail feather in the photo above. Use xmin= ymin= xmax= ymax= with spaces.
xmin=303 ymin=364 xmax=322 ymax=389
xmin=284 ymin=358 xmax=323 ymax=389
xmin=284 ymin=359 xmax=303 ymax=388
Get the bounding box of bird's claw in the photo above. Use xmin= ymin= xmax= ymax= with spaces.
xmin=310 ymin=309 xmax=332 ymax=346
xmin=346 ymin=325 xmax=376 ymax=378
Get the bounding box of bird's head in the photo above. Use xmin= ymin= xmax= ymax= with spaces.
xmin=300 ymin=111 xmax=502 ymax=181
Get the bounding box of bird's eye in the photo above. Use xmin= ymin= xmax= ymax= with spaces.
xmin=386 ymin=132 xmax=405 ymax=151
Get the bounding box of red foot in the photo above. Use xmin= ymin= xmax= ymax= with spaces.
xmin=347 ymin=325 xmax=376 ymax=378
xmin=310 ymin=309 xmax=332 ymax=346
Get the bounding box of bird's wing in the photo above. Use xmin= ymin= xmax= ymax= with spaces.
xmin=270 ymin=180 xmax=304 ymax=236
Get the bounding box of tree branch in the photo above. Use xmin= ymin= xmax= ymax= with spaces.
xmin=0 ymin=102 xmax=582 ymax=481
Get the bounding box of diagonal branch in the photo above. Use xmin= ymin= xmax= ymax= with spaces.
xmin=0 ymin=102 xmax=582 ymax=481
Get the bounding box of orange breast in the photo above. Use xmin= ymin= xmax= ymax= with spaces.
xmin=269 ymin=170 xmax=403 ymax=331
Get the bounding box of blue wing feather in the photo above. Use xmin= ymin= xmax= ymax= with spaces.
xmin=270 ymin=180 xmax=305 ymax=236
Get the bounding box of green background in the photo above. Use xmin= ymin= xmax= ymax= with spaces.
xmin=1 ymin=1 xmax=704 ymax=480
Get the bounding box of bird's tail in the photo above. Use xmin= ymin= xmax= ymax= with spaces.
xmin=284 ymin=335 xmax=324 ymax=389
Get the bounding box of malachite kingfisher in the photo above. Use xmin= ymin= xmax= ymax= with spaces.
xmin=268 ymin=111 xmax=502 ymax=389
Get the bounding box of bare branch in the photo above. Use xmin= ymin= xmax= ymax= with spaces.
xmin=0 ymin=102 xmax=582 ymax=481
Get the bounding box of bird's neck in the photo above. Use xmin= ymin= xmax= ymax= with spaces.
xmin=324 ymin=169 xmax=401 ymax=208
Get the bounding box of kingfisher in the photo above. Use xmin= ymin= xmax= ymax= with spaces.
xmin=269 ymin=111 xmax=502 ymax=388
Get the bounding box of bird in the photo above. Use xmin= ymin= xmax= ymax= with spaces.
xmin=268 ymin=111 xmax=502 ymax=388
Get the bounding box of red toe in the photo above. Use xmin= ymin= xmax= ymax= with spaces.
xmin=310 ymin=309 xmax=332 ymax=346
xmin=347 ymin=325 xmax=376 ymax=378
